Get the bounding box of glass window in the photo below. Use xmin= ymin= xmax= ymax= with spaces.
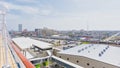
xmin=67 ymin=58 xmax=69 ymax=60
xmin=87 ymin=63 xmax=90 ymax=66
xmin=77 ymin=60 xmax=79 ymax=63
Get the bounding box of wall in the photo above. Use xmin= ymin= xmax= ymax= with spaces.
xmin=57 ymin=53 xmax=119 ymax=68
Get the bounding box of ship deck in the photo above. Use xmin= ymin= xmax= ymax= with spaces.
xmin=0 ymin=34 xmax=17 ymax=68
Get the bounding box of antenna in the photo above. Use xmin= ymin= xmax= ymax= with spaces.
xmin=87 ymin=24 xmax=89 ymax=31
xmin=86 ymin=20 xmax=89 ymax=42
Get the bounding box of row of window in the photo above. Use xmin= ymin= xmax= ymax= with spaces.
xmin=78 ymin=44 xmax=94 ymax=53
xmin=87 ymin=62 xmax=105 ymax=68
xmin=59 ymin=56 xmax=106 ymax=68
xmin=99 ymin=46 xmax=109 ymax=57
xmin=59 ymin=56 xmax=79 ymax=63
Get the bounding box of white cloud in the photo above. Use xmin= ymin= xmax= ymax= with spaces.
xmin=0 ymin=1 xmax=40 ymax=14
xmin=2 ymin=0 xmax=120 ymax=30
xmin=41 ymin=10 xmax=51 ymax=15
xmin=15 ymin=0 xmax=38 ymax=3
xmin=0 ymin=1 xmax=54 ymax=16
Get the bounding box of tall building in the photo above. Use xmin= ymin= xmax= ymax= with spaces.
xmin=18 ymin=24 xmax=22 ymax=32
xmin=35 ymin=28 xmax=41 ymax=37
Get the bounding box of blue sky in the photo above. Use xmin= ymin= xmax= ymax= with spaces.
xmin=1 ymin=0 xmax=120 ymax=31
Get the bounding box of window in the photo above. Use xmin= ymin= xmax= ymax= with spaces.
xmin=55 ymin=64 xmax=57 ymax=67
xmin=85 ymin=47 xmax=87 ymax=49
xmin=45 ymin=59 xmax=47 ymax=61
xmin=99 ymin=53 xmax=101 ymax=57
xmin=59 ymin=56 xmax=61 ymax=58
xmin=103 ymin=49 xmax=105 ymax=52
xmin=101 ymin=51 xmax=103 ymax=54
xmin=105 ymin=47 xmax=107 ymax=50
xmin=87 ymin=63 xmax=90 ymax=66
xmin=76 ymin=60 xmax=79 ymax=63
xmin=78 ymin=50 xmax=81 ymax=53
xmin=81 ymin=48 xmax=84 ymax=51
xmin=67 ymin=58 xmax=69 ymax=60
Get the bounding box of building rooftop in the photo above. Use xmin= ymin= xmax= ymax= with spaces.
xmin=59 ymin=44 xmax=120 ymax=67
xmin=12 ymin=37 xmax=52 ymax=50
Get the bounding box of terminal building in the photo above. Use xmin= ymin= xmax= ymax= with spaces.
xmin=12 ymin=37 xmax=52 ymax=59
xmin=12 ymin=37 xmax=84 ymax=68
xmin=57 ymin=44 xmax=120 ymax=68
xmin=12 ymin=37 xmax=55 ymax=67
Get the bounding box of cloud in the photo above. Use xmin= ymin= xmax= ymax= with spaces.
xmin=40 ymin=9 xmax=52 ymax=16
xmin=2 ymin=0 xmax=120 ymax=30
xmin=0 ymin=1 xmax=40 ymax=14
xmin=0 ymin=1 xmax=53 ymax=16
xmin=15 ymin=0 xmax=38 ymax=3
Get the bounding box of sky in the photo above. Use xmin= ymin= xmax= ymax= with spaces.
xmin=1 ymin=0 xmax=120 ymax=31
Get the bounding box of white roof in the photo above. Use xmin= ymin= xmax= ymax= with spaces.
xmin=12 ymin=37 xmax=32 ymax=49
xmin=28 ymin=38 xmax=52 ymax=49
xmin=12 ymin=37 xmax=52 ymax=50
xmin=59 ymin=44 xmax=120 ymax=67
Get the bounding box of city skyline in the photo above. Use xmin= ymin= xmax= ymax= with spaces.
xmin=1 ymin=0 xmax=120 ymax=31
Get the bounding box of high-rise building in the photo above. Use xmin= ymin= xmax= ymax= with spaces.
xmin=35 ymin=29 xmax=41 ymax=37
xmin=18 ymin=24 xmax=22 ymax=32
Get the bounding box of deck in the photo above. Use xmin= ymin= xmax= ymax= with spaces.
xmin=0 ymin=35 xmax=17 ymax=68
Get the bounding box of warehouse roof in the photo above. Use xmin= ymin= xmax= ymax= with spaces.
xmin=59 ymin=44 xmax=120 ymax=67
xmin=12 ymin=37 xmax=52 ymax=50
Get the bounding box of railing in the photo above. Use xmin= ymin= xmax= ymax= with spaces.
xmin=8 ymin=41 xmax=25 ymax=68
xmin=6 ymin=23 xmax=35 ymax=68
xmin=0 ymin=8 xmax=35 ymax=68
xmin=11 ymin=42 xmax=35 ymax=68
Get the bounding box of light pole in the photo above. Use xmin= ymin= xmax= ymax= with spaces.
xmin=0 ymin=6 xmax=10 ymax=68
